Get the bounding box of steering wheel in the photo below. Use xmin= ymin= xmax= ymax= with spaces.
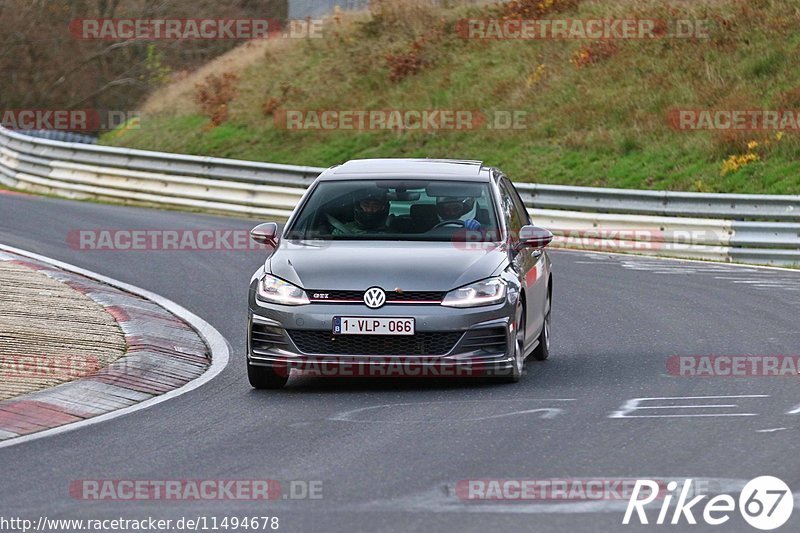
xmin=326 ymin=214 xmax=353 ymax=234
xmin=431 ymin=219 xmax=465 ymax=229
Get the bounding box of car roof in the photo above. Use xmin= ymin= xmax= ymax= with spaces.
xmin=320 ymin=158 xmax=491 ymax=182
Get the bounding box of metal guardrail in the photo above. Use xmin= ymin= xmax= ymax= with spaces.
xmin=18 ymin=130 xmax=97 ymax=145
xmin=2 ymin=128 xmax=322 ymax=186
xmin=515 ymin=183 xmax=800 ymax=221
xmin=1 ymin=125 xmax=798 ymax=266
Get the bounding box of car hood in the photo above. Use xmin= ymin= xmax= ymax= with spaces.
xmin=267 ymin=240 xmax=507 ymax=291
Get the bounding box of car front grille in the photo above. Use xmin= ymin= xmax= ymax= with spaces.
xmin=459 ymin=327 xmax=508 ymax=353
xmin=287 ymin=330 xmax=462 ymax=356
xmin=250 ymin=323 xmax=289 ymax=352
xmin=306 ymin=290 xmax=444 ymax=303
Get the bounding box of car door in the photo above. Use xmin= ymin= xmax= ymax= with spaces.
xmin=498 ymin=175 xmax=548 ymax=352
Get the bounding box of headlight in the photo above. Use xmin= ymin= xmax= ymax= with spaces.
xmin=257 ymin=274 xmax=309 ymax=305
xmin=441 ymin=277 xmax=507 ymax=308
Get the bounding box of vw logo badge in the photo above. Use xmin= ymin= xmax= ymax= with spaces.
xmin=363 ymin=287 xmax=386 ymax=309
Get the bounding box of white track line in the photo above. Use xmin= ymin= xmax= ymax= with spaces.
xmin=0 ymin=243 xmax=230 ymax=449
xmin=561 ymin=248 xmax=800 ymax=274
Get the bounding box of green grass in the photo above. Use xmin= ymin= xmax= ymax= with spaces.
xmin=101 ymin=0 xmax=800 ymax=194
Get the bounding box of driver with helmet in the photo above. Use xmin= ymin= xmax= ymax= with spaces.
xmin=331 ymin=189 xmax=390 ymax=235
xmin=435 ymin=196 xmax=482 ymax=230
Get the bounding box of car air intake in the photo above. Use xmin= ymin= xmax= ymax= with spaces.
xmin=459 ymin=327 xmax=508 ymax=353
xmin=251 ymin=323 xmax=289 ymax=352
xmin=287 ymin=331 xmax=462 ymax=356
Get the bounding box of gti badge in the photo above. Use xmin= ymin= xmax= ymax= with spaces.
xmin=363 ymin=287 xmax=386 ymax=309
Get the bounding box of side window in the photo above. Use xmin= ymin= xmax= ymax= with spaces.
xmin=505 ymin=178 xmax=531 ymax=226
xmin=498 ymin=178 xmax=523 ymax=241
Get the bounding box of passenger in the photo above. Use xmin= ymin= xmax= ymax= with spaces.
xmin=435 ymin=196 xmax=482 ymax=230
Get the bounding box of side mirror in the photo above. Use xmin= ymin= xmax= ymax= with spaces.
xmin=250 ymin=222 xmax=280 ymax=247
xmin=518 ymin=225 xmax=553 ymax=249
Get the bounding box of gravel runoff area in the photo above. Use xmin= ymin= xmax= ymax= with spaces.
xmin=0 ymin=247 xmax=210 ymax=442
xmin=0 ymin=261 xmax=126 ymax=400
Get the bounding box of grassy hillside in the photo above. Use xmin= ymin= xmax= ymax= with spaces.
xmin=101 ymin=0 xmax=800 ymax=194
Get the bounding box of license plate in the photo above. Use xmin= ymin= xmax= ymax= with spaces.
xmin=333 ymin=317 xmax=415 ymax=335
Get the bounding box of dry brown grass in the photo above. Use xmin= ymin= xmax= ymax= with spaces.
xmin=140 ymin=0 xmax=496 ymax=116
xmin=141 ymin=39 xmax=291 ymax=116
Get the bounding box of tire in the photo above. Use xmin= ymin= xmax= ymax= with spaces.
xmin=531 ymin=295 xmax=551 ymax=361
xmin=248 ymin=362 xmax=289 ymax=389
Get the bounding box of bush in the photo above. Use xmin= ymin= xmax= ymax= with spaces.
xmin=194 ymin=73 xmax=240 ymax=127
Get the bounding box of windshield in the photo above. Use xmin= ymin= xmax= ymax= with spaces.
xmin=284 ymin=179 xmax=500 ymax=241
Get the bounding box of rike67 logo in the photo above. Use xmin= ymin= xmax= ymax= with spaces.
xmin=624 ymin=477 xmax=793 ymax=530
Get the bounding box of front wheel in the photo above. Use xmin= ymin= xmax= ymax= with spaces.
xmin=531 ymin=296 xmax=551 ymax=361
xmin=248 ymin=362 xmax=289 ymax=389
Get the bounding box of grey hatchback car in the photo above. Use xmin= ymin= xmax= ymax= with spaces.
xmin=247 ymin=159 xmax=553 ymax=388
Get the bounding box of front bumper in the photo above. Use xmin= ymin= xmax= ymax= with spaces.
xmin=247 ymin=286 xmax=516 ymax=376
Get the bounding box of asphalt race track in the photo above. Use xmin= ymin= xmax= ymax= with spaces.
xmin=1 ymin=192 xmax=799 ymax=532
